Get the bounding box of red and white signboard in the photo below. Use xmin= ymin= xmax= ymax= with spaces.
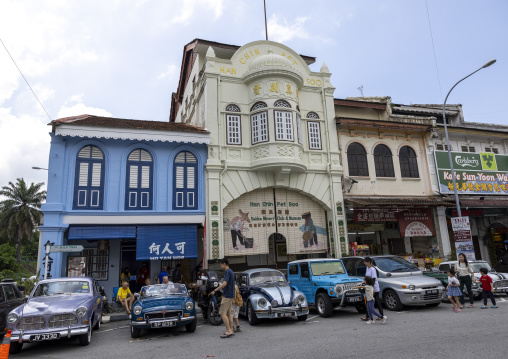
xmin=398 ymin=208 xmax=435 ymax=237
xmin=451 ymin=216 xmax=476 ymax=261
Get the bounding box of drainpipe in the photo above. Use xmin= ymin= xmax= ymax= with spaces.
xmin=216 ymin=74 xmax=226 ymax=260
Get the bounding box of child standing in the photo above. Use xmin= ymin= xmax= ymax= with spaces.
xmin=231 ymin=283 xmax=242 ymax=332
xmin=447 ymin=269 xmax=463 ymax=312
xmin=354 ymin=276 xmax=387 ymax=324
xmin=479 ymin=267 xmax=498 ymax=309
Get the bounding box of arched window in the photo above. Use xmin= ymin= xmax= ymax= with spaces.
xmin=307 ymin=112 xmax=319 ymax=119
xmin=73 ymin=145 xmax=105 ymax=209
xmin=374 ymin=144 xmax=395 ymax=177
xmin=274 ymin=100 xmax=291 ymax=108
xmin=250 ymin=102 xmax=267 ymax=112
xmin=174 ymin=151 xmax=197 ymax=209
xmin=126 ymin=149 xmax=153 ymax=210
xmin=399 ymin=146 xmax=419 ymax=178
xmin=251 ymin=102 xmax=268 ymax=144
xmin=226 ymin=104 xmax=241 ymax=145
xmin=347 ymin=143 xmax=369 ymax=176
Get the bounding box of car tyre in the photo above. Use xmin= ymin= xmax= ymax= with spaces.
xmin=79 ymin=323 xmax=92 ymax=346
xmin=355 ymin=302 xmax=367 ymax=314
xmin=247 ymin=301 xmax=260 ymax=326
xmin=9 ymin=342 xmax=23 ymax=354
xmin=185 ymin=318 xmax=197 ymax=333
xmin=383 ymin=290 xmax=403 ymax=311
xmin=93 ymin=314 xmax=101 ymax=330
xmin=130 ymin=325 xmax=141 ymax=339
xmin=316 ymin=293 xmax=333 ymax=318
xmin=297 ymin=314 xmax=308 ymax=321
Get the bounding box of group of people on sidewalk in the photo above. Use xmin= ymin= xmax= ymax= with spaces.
xmin=447 ymin=253 xmax=498 ymax=312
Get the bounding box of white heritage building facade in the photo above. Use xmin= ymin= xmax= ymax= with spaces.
xmin=170 ymin=39 xmax=347 ymax=269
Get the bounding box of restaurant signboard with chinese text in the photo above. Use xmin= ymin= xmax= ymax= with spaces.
xmin=354 ymin=208 xmax=435 ymax=237
xmin=435 ymin=150 xmax=508 ymax=195
xmin=451 ymin=216 xmax=476 ymax=261
xmin=136 ymin=225 xmax=197 ymax=260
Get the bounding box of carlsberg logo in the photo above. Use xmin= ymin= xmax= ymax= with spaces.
xmin=455 ymin=155 xmax=479 ymax=167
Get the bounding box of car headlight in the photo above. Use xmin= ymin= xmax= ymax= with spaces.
xmin=133 ymin=306 xmax=142 ymax=315
xmin=185 ymin=301 xmax=194 ymax=311
xmin=76 ymin=307 xmax=87 ymax=318
xmin=257 ymin=298 xmax=267 ymax=307
xmin=334 ymin=284 xmax=343 ymax=294
xmin=408 ymin=285 xmax=416 ymax=290
xmin=271 ymin=300 xmax=278 ymax=308
xmin=7 ymin=313 xmax=18 ymax=324
xmin=213 ymin=282 xmax=218 ymax=287
xmin=293 ymin=295 xmax=305 ymax=306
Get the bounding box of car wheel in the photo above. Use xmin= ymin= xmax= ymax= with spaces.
xmin=79 ymin=323 xmax=92 ymax=346
xmin=474 ymin=292 xmax=483 ymax=301
xmin=207 ymin=303 xmax=223 ymax=326
xmin=9 ymin=342 xmax=23 ymax=354
xmin=130 ymin=325 xmax=141 ymax=339
xmin=426 ymin=302 xmax=440 ymax=308
xmin=355 ymin=302 xmax=367 ymax=314
xmin=315 ymin=293 xmax=333 ymax=318
xmin=93 ymin=314 xmax=101 ymax=330
xmin=185 ymin=318 xmax=197 ymax=333
xmin=297 ymin=314 xmax=308 ymax=321
xmin=247 ymin=301 xmax=260 ymax=326
xmin=383 ymin=290 xmax=403 ymax=311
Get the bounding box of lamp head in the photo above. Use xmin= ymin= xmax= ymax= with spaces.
xmin=482 ymin=59 xmax=496 ymax=68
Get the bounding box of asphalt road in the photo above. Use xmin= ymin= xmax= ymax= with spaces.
xmin=12 ymin=294 xmax=508 ymax=359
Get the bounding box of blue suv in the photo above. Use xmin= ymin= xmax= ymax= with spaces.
xmin=287 ymin=259 xmax=364 ymax=317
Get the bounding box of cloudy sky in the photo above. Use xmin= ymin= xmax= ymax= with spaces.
xmin=0 ymin=0 xmax=506 ymax=191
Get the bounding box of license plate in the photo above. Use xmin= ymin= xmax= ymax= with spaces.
xmin=30 ymin=333 xmax=60 ymax=341
xmin=426 ymin=290 xmax=438 ymax=295
xmin=151 ymin=321 xmax=176 ymax=328
xmin=347 ymin=296 xmax=362 ymax=302
xmin=279 ymin=312 xmax=295 ymax=317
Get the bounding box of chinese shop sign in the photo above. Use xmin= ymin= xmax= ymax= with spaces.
xmin=451 ymin=216 xmax=476 ymax=261
xmin=398 ymin=208 xmax=435 ymax=237
xmin=354 ymin=209 xmax=397 ymax=222
xmin=435 ymin=151 xmax=508 ymax=195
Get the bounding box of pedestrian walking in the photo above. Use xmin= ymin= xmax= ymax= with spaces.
xmin=454 ymin=253 xmax=476 ymax=308
xmin=360 ymin=257 xmax=383 ymax=321
xmin=353 ymin=276 xmax=386 ymax=324
xmin=447 ymin=269 xmax=463 ymax=312
xmin=211 ymin=258 xmax=235 ymax=338
xmin=479 ymin=267 xmax=498 ymax=309
xmin=232 ymin=282 xmax=243 ymax=332
xmin=158 ymin=266 xmax=169 ymax=284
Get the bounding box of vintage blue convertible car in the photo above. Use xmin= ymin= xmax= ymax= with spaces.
xmin=7 ymin=277 xmax=103 ymax=354
xmin=238 ymin=268 xmax=309 ymax=325
xmin=130 ymin=283 xmax=196 ymax=338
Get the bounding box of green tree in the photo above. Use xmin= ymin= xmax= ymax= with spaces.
xmin=0 ymin=178 xmax=46 ymax=261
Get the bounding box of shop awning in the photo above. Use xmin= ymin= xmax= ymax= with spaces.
xmin=345 ymin=197 xmax=455 ymax=208
xmin=460 ymin=200 xmax=508 ymax=208
xmin=136 ymin=225 xmax=197 ymax=261
xmin=68 ymin=225 xmax=137 ymax=240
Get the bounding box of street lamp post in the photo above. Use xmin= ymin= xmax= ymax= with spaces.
xmin=442 ymin=59 xmax=496 ymax=218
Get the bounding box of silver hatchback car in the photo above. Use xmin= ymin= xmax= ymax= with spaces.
xmin=341 ymin=255 xmax=445 ymax=311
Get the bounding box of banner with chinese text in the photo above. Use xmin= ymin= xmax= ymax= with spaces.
xmin=451 ymin=216 xmax=476 ymax=261
xmin=398 ymin=208 xmax=435 ymax=237
xmin=136 ymin=225 xmax=197 ymax=260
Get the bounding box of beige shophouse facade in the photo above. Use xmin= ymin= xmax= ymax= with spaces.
xmin=170 ymin=39 xmax=347 ymax=269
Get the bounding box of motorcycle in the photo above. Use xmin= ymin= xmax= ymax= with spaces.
xmin=197 ymin=271 xmax=223 ymax=325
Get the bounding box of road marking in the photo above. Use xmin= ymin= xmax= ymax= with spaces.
xmin=97 ymin=325 xmax=129 ymax=333
xmin=306 ymin=315 xmax=319 ymax=321
xmin=197 ymin=325 xmax=205 ymax=328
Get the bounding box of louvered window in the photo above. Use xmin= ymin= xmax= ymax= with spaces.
xmin=251 ymin=112 xmax=268 ymax=144
xmin=461 ymin=146 xmax=476 ymax=153
xmin=275 ymin=111 xmax=293 ymax=141
xmin=126 ymin=149 xmax=153 ymax=210
xmin=436 ymin=144 xmax=450 ymax=151
xmin=296 ymin=113 xmax=303 ymax=145
xmin=73 ymin=145 xmax=105 ymax=210
xmin=307 ymin=122 xmax=322 ymax=150
xmin=173 ymin=151 xmax=198 ymax=210
xmin=485 ymin=147 xmax=499 ymax=154
xmin=226 ymin=115 xmax=241 ymax=145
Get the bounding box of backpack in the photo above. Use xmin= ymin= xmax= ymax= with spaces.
xmin=234 ymin=286 xmax=243 ymax=307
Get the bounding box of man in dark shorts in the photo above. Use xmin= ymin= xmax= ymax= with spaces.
xmin=211 ymin=258 xmax=235 ymax=338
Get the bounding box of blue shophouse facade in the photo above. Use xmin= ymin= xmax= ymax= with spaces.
xmin=39 ymin=115 xmax=209 ymax=297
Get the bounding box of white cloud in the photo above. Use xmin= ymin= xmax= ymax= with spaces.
xmin=171 ymin=0 xmax=223 ymax=25
xmin=267 ymin=14 xmax=310 ymax=43
xmin=157 ymin=64 xmax=178 ymax=80
xmin=57 ymin=103 xmax=112 ymax=119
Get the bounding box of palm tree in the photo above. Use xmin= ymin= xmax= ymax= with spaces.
xmin=0 ymin=178 xmax=46 ymax=261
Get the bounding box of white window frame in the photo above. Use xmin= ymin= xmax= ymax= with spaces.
xmin=274 ymin=110 xmax=293 ymax=141
xmin=307 ymin=121 xmax=322 ymax=150
xmin=226 ymin=114 xmax=241 ymax=145
xmin=251 ymin=111 xmax=268 ymax=144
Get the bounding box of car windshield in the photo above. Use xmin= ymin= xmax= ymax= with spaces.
xmin=375 ymin=257 xmax=419 ymax=272
xmin=470 ymin=262 xmax=492 ymax=272
xmin=33 ymin=281 xmax=90 ymax=297
xmin=141 ymin=283 xmax=187 ymax=297
xmin=310 ymin=261 xmax=346 ymax=276
xmin=249 ymin=271 xmax=286 ymax=286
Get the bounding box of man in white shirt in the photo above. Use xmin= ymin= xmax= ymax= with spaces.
xmin=360 ymin=257 xmax=384 ymax=321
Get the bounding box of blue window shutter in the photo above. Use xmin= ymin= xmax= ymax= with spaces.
xmin=173 ymin=152 xmax=198 ymax=210
xmin=68 ymin=226 xmax=136 ymax=240
xmin=73 ymin=145 xmax=104 ymax=210
xmin=125 ymin=149 xmax=153 ymax=210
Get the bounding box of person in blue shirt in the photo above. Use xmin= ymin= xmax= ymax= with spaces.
xmin=211 ymin=258 xmax=235 ymax=338
xmin=360 ymin=257 xmax=384 ymax=321
xmin=158 ymin=266 xmax=168 ymax=284
xmin=140 ymin=278 xmax=151 ymax=296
